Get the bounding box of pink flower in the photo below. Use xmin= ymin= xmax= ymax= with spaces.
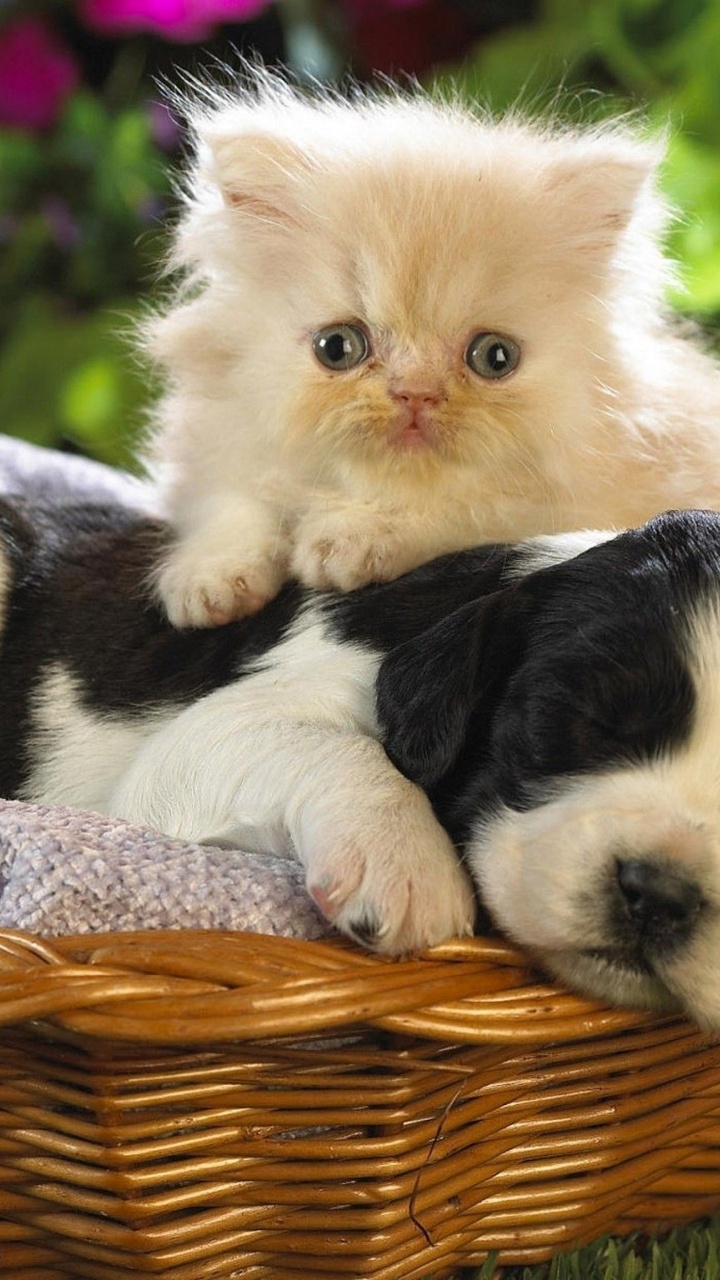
xmin=79 ymin=0 xmax=272 ymax=42
xmin=0 ymin=17 xmax=79 ymax=132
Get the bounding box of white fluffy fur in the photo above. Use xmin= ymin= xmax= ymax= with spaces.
xmin=22 ymin=609 xmax=475 ymax=954
xmin=22 ymin=663 xmax=172 ymax=813
xmin=144 ymin=69 xmax=720 ymax=627
xmin=505 ymin=528 xmax=614 ymax=577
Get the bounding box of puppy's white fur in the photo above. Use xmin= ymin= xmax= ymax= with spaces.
xmin=21 ymin=608 xmax=475 ymax=953
xmin=145 ymin=71 xmax=720 ymax=627
xmin=23 ymin=663 xmax=170 ymax=814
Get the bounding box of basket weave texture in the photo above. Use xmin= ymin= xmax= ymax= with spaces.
xmin=0 ymin=927 xmax=719 ymax=1280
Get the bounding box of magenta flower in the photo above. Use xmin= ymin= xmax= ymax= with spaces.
xmin=79 ymin=0 xmax=272 ymax=42
xmin=0 ymin=17 xmax=79 ymax=132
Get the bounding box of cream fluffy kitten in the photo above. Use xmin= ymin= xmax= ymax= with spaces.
xmin=146 ymin=70 xmax=720 ymax=628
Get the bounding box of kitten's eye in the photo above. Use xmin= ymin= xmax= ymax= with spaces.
xmin=312 ymin=324 xmax=370 ymax=372
xmin=466 ymin=332 xmax=521 ymax=380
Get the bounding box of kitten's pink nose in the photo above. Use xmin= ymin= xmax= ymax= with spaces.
xmin=389 ymin=381 xmax=444 ymax=408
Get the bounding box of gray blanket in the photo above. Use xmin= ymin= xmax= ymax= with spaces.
xmin=0 ymin=799 xmax=331 ymax=939
xmin=0 ymin=434 xmax=153 ymax=507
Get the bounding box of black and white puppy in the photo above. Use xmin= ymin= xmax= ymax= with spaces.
xmin=2 ymin=493 xmax=720 ymax=1027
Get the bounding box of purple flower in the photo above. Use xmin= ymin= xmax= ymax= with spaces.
xmin=147 ymin=100 xmax=183 ymax=152
xmin=79 ymin=0 xmax=273 ymax=42
xmin=42 ymin=197 xmax=82 ymax=250
xmin=0 ymin=17 xmax=79 ymax=131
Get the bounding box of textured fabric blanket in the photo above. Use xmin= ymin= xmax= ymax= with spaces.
xmin=0 ymin=434 xmax=153 ymax=508
xmin=0 ymin=795 xmax=332 ymax=940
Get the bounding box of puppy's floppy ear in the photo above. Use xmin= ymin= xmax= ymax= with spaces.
xmin=377 ymin=588 xmax=526 ymax=788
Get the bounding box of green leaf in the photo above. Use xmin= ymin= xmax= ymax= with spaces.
xmin=661 ymin=132 xmax=720 ymax=314
xmin=0 ymin=293 xmax=152 ymax=467
xmin=60 ymin=357 xmax=123 ymax=442
xmin=0 ymin=131 xmax=44 ymax=211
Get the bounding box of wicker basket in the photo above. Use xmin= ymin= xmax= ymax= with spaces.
xmin=0 ymin=927 xmax=719 ymax=1280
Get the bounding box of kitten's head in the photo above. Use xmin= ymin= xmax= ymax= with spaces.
xmin=154 ymin=71 xmax=670 ymax=498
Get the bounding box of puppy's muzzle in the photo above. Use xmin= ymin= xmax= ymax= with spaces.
xmin=606 ymin=854 xmax=707 ymax=968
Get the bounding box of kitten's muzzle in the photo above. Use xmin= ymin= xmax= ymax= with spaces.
xmin=388 ymin=391 xmax=445 ymax=448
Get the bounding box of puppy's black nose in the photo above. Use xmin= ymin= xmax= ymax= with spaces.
xmin=616 ymin=857 xmax=704 ymax=945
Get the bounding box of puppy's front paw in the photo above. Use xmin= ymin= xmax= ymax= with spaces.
xmin=292 ymin=508 xmax=409 ymax=591
xmin=304 ymin=793 xmax=476 ymax=954
xmin=157 ymin=548 xmax=286 ymax=628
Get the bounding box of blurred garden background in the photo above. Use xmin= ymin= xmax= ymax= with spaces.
xmin=1 ymin=0 xmax=720 ymax=472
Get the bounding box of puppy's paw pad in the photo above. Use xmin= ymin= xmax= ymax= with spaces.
xmin=307 ymin=867 xmax=362 ymax=921
xmin=307 ymin=838 xmax=475 ymax=956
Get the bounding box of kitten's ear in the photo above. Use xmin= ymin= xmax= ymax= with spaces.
xmin=377 ymin=589 xmax=528 ymax=789
xmin=206 ymin=129 xmax=315 ymax=227
xmin=544 ymin=135 xmax=663 ymax=251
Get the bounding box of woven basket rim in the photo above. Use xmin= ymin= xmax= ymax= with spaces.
xmin=0 ymin=926 xmax=683 ymax=1048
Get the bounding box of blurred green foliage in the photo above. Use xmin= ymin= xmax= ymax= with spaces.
xmin=1 ymin=0 xmax=720 ymax=468
xmin=0 ymin=86 xmax=169 ymax=468
xmin=445 ymin=0 xmax=720 ymax=319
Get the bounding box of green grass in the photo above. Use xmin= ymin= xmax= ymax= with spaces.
xmin=462 ymin=1219 xmax=720 ymax=1279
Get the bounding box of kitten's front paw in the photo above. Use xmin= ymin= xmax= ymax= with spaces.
xmin=304 ymin=794 xmax=476 ymax=954
xmin=292 ymin=509 xmax=409 ymax=591
xmin=157 ymin=549 xmax=286 ymax=628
